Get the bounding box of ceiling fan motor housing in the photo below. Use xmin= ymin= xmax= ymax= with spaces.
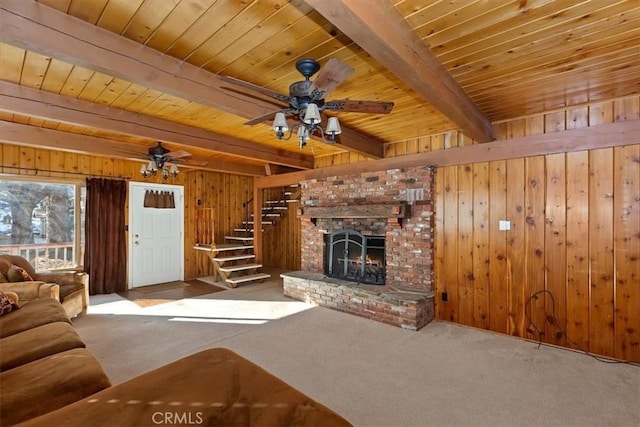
xmin=149 ymin=141 xmax=170 ymax=157
xmin=289 ymin=80 xmax=325 ymax=111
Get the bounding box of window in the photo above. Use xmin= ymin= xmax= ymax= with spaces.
xmin=0 ymin=179 xmax=85 ymax=271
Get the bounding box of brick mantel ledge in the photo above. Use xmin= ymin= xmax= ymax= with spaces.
xmin=299 ymin=203 xmax=407 ymax=219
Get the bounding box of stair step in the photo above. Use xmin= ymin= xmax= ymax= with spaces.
xmin=225 ymin=236 xmax=254 ymax=242
xmin=211 ymin=244 xmax=254 ymax=252
xmin=263 ymin=206 xmax=287 ymax=210
xmin=212 ymin=254 xmax=255 ymax=262
xmin=233 ymin=228 xmax=261 ymax=233
xmin=225 ymin=273 xmax=271 ymax=285
xmin=218 ymin=263 xmax=262 ymax=273
xmin=243 ymin=221 xmax=273 ymax=225
xmin=250 ymin=213 xmax=281 ymax=218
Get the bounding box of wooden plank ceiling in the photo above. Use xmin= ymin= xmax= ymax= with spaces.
xmin=0 ymin=0 xmax=638 ymax=176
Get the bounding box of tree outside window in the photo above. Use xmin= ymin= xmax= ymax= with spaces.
xmin=0 ymin=180 xmax=84 ymax=270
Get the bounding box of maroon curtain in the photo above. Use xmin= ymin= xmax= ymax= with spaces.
xmin=84 ymin=178 xmax=127 ymax=294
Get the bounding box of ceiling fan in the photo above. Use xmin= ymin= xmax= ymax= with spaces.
xmin=139 ymin=141 xmax=205 ymax=179
xmin=222 ymin=58 xmax=394 ymax=146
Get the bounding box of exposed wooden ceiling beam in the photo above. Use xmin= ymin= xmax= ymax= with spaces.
xmin=0 ymin=121 xmax=266 ymax=177
xmin=0 ymin=81 xmax=313 ymax=170
xmin=306 ymin=0 xmax=494 ymax=143
xmin=0 ymin=0 xmax=383 ymax=159
xmin=256 ymin=120 xmax=640 ymax=188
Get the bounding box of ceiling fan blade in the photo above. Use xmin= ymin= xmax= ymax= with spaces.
xmin=167 ymin=149 xmax=192 ymax=159
xmin=244 ymin=108 xmax=296 ymax=126
xmin=176 ymin=157 xmax=208 ymax=167
xmin=308 ymin=58 xmax=354 ymax=100
xmin=220 ymin=75 xmax=291 ymax=104
xmin=324 ymin=100 xmax=394 ymax=114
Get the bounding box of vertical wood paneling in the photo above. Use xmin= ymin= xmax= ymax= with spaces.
xmin=441 ymin=166 xmax=458 ymax=322
xmin=262 ymin=187 xmax=302 ymax=271
xmin=544 ymin=153 xmax=567 ymax=346
xmin=488 ymin=160 xmax=508 ymax=333
xmin=613 ymin=97 xmax=640 ymax=361
xmin=524 ymin=156 xmax=546 ymax=342
xmin=19 ymin=146 xmax=36 ymax=176
xmin=506 ymin=158 xmax=525 ymax=337
xmin=435 ymin=165 xmax=446 ymax=319
xmin=432 ymin=97 xmax=640 ymax=361
xmin=35 ymin=149 xmax=50 ymax=174
xmin=472 ymin=162 xmax=489 ymax=329
xmin=589 ymin=148 xmax=615 ymax=357
xmin=457 ymin=164 xmax=474 ymax=326
xmin=613 ymin=144 xmax=640 ymax=361
xmin=565 ymin=151 xmax=590 ymax=351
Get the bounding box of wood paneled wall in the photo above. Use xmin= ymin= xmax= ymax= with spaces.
xmin=434 ymin=99 xmax=639 ymax=362
xmin=261 ymin=187 xmax=301 ymax=271
xmin=0 ymin=144 xmax=254 ymax=281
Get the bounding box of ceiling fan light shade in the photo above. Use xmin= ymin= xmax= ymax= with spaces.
xmin=303 ymin=103 xmax=321 ymax=124
xmin=272 ymin=112 xmax=289 ymax=131
xmin=326 ymin=117 xmax=342 ymax=134
xmin=147 ymin=160 xmax=158 ymax=172
xmin=169 ymin=163 xmax=179 ymax=177
xmin=297 ymin=125 xmax=309 ymax=148
xmin=140 ymin=162 xmax=151 ymax=177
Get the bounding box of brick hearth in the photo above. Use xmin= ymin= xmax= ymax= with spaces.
xmin=282 ymin=271 xmax=434 ymax=330
xmin=285 ymin=166 xmax=436 ymax=330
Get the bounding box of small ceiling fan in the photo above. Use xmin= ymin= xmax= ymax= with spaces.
xmin=221 ymin=58 xmax=394 ymax=146
xmin=139 ymin=141 xmax=206 ymax=179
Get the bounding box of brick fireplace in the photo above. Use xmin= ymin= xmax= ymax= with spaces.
xmin=281 ymin=166 xmax=435 ymax=330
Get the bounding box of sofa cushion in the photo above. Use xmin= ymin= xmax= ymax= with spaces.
xmin=0 ymin=271 xmax=8 ymax=283
xmin=0 ymin=348 xmax=111 ymax=426
xmin=7 ymin=264 xmax=33 ymax=282
xmin=0 ymin=291 xmax=19 ymax=316
xmin=19 ymin=348 xmax=352 ymax=427
xmin=0 ymin=298 xmax=70 ymax=338
xmin=0 ymin=321 xmax=86 ymax=372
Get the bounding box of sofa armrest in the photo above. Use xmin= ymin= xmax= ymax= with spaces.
xmin=36 ymin=271 xmax=89 ymax=314
xmin=0 ymin=281 xmax=60 ymax=302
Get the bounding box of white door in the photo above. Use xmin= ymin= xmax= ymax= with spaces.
xmin=128 ymin=182 xmax=184 ymax=288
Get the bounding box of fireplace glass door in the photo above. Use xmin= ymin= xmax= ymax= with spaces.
xmin=325 ymin=229 xmax=385 ymax=285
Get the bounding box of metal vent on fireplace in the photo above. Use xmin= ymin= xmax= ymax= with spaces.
xmin=324 ymin=229 xmax=385 ymax=285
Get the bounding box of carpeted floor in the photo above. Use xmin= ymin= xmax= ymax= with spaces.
xmin=117 ymin=280 xmax=225 ymax=307
xmin=74 ymin=269 xmax=640 ymax=427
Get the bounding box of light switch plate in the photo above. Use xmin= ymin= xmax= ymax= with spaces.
xmin=499 ymin=220 xmax=511 ymax=231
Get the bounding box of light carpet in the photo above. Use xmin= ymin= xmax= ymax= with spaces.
xmin=73 ymin=272 xmax=640 ymax=427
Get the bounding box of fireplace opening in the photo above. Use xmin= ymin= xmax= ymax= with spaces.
xmin=324 ymin=229 xmax=385 ymax=285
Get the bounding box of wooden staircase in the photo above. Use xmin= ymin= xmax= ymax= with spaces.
xmin=194 ymin=185 xmax=299 ymax=287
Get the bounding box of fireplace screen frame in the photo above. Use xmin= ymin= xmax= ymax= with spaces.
xmin=324 ymin=229 xmax=385 ymax=285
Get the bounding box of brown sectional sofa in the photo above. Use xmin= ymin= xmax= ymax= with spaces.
xmin=0 ymin=255 xmax=88 ymax=319
xmin=0 ymin=298 xmax=111 ymax=426
xmin=1 ymin=298 xmax=352 ymax=426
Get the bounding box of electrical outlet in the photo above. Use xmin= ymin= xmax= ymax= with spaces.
xmin=441 ymin=291 xmax=448 ymax=302
xmin=499 ymin=220 xmax=511 ymax=231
